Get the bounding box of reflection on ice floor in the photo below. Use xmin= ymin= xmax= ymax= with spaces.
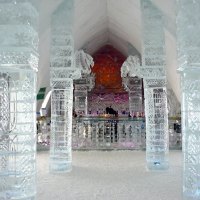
xmin=37 ymin=150 xmax=182 ymax=200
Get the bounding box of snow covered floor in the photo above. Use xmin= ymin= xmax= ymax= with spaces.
xmin=37 ymin=151 xmax=182 ymax=200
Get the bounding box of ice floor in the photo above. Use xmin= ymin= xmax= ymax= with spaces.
xmin=37 ymin=151 xmax=182 ymax=200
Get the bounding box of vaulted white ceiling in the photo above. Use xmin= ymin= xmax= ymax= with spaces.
xmin=37 ymin=0 xmax=180 ymax=110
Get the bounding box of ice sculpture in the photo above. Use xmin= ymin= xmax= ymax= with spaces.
xmin=122 ymin=77 xmax=143 ymax=117
xmin=141 ymin=0 xmax=169 ymax=170
xmin=177 ymin=0 xmax=200 ymax=199
xmin=74 ymin=75 xmax=95 ymax=116
xmin=75 ymin=50 xmax=94 ymax=74
xmin=121 ymin=55 xmax=141 ymax=78
xmin=121 ymin=56 xmax=143 ymax=116
xmin=72 ymin=118 xmax=145 ymax=150
xmin=0 ymin=1 xmax=38 ymax=199
xmin=49 ymin=0 xmax=81 ymax=173
xmin=74 ymin=50 xmax=94 ymax=116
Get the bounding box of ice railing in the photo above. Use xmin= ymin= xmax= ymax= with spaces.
xmin=72 ymin=117 xmax=181 ymax=150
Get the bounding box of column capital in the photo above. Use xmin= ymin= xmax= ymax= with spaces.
xmin=0 ymin=1 xmax=38 ymax=70
xmin=74 ymin=73 xmax=95 ymax=91
xmin=50 ymin=67 xmax=81 ymax=81
xmin=121 ymin=55 xmax=141 ymax=78
xmin=75 ymin=49 xmax=94 ymax=75
xmin=122 ymin=76 xmax=142 ymax=92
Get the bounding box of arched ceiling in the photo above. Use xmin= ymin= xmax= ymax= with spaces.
xmin=37 ymin=0 xmax=180 ymax=111
xmin=73 ymin=0 xmax=142 ymax=55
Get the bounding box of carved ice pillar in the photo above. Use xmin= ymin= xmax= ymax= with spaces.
xmin=74 ymin=83 xmax=88 ymax=116
xmin=49 ymin=0 xmax=81 ymax=173
xmin=141 ymin=0 xmax=169 ymax=170
xmin=121 ymin=56 xmax=143 ymax=117
xmin=0 ymin=1 xmax=38 ymax=199
xmin=74 ymin=75 xmax=95 ymax=116
xmin=177 ymin=1 xmax=200 ymax=199
xmin=74 ymin=50 xmax=95 ymax=116
xmin=122 ymin=77 xmax=143 ymax=117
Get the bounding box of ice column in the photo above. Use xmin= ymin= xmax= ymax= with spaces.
xmin=121 ymin=55 xmax=144 ymax=117
xmin=177 ymin=1 xmax=200 ymax=199
xmin=0 ymin=1 xmax=39 ymax=199
xmin=49 ymin=0 xmax=81 ymax=173
xmin=141 ymin=0 xmax=169 ymax=170
xmin=74 ymin=84 xmax=88 ymax=116
xmin=74 ymin=50 xmax=94 ymax=116
xmin=128 ymin=80 xmax=143 ymax=117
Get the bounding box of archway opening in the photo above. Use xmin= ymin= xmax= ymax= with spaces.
xmin=88 ymin=45 xmax=129 ymax=116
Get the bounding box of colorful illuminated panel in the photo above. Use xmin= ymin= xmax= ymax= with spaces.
xmin=92 ymin=45 xmax=126 ymax=93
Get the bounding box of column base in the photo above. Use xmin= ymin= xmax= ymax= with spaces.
xmin=0 ymin=188 xmax=36 ymax=200
xmin=183 ymin=189 xmax=200 ymax=200
xmin=49 ymin=157 xmax=72 ymax=173
xmin=146 ymin=160 xmax=169 ymax=170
